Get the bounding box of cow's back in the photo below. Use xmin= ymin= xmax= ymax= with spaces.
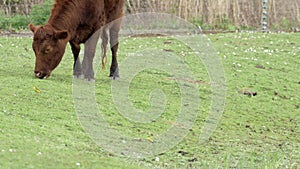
xmin=48 ymin=0 xmax=106 ymax=44
xmin=104 ymin=0 xmax=124 ymax=23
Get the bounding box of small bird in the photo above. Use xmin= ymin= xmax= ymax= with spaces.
xmin=33 ymin=86 xmax=41 ymax=93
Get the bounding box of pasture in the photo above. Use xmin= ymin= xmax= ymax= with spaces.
xmin=0 ymin=32 xmax=299 ymax=168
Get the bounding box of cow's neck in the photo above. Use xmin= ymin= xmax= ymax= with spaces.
xmin=46 ymin=1 xmax=81 ymax=38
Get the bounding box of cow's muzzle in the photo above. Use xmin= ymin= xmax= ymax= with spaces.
xmin=34 ymin=71 xmax=50 ymax=79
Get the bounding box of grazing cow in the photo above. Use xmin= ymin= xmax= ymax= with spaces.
xmin=29 ymin=0 xmax=124 ymax=80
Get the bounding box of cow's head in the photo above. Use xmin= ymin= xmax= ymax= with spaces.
xmin=29 ymin=23 xmax=69 ymax=79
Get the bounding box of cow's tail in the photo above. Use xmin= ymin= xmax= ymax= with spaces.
xmin=101 ymin=28 xmax=108 ymax=72
xmin=101 ymin=54 xmax=107 ymax=70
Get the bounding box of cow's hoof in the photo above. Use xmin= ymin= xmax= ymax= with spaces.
xmin=85 ymin=78 xmax=95 ymax=82
xmin=110 ymin=76 xmax=120 ymax=80
xmin=84 ymin=74 xmax=95 ymax=82
xmin=73 ymin=74 xmax=84 ymax=79
xmin=110 ymin=68 xmax=119 ymax=80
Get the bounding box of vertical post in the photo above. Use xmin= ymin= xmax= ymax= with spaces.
xmin=262 ymin=0 xmax=268 ymax=32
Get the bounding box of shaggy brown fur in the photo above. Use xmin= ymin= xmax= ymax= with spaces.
xmin=29 ymin=0 xmax=124 ymax=80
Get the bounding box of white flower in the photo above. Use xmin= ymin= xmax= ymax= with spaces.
xmin=155 ymin=157 xmax=160 ymax=162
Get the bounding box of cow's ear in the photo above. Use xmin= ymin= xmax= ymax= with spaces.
xmin=55 ymin=30 xmax=68 ymax=40
xmin=28 ymin=23 xmax=36 ymax=32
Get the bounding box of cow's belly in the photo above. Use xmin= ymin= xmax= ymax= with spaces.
xmin=71 ymin=25 xmax=96 ymax=44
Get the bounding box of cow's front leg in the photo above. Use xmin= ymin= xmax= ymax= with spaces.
xmin=82 ymin=30 xmax=100 ymax=81
xmin=109 ymin=22 xmax=121 ymax=80
xmin=70 ymin=42 xmax=83 ymax=78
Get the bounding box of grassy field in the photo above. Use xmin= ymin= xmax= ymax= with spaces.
xmin=0 ymin=32 xmax=299 ymax=168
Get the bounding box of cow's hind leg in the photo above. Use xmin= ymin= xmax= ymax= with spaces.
xmin=82 ymin=30 xmax=101 ymax=81
xmin=109 ymin=21 xmax=121 ymax=80
xmin=70 ymin=42 xmax=83 ymax=78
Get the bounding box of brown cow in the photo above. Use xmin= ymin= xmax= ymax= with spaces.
xmin=29 ymin=0 xmax=124 ymax=80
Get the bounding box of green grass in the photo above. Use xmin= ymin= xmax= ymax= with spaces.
xmin=0 ymin=32 xmax=299 ymax=168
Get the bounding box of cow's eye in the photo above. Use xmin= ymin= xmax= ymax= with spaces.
xmin=44 ymin=46 xmax=52 ymax=54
